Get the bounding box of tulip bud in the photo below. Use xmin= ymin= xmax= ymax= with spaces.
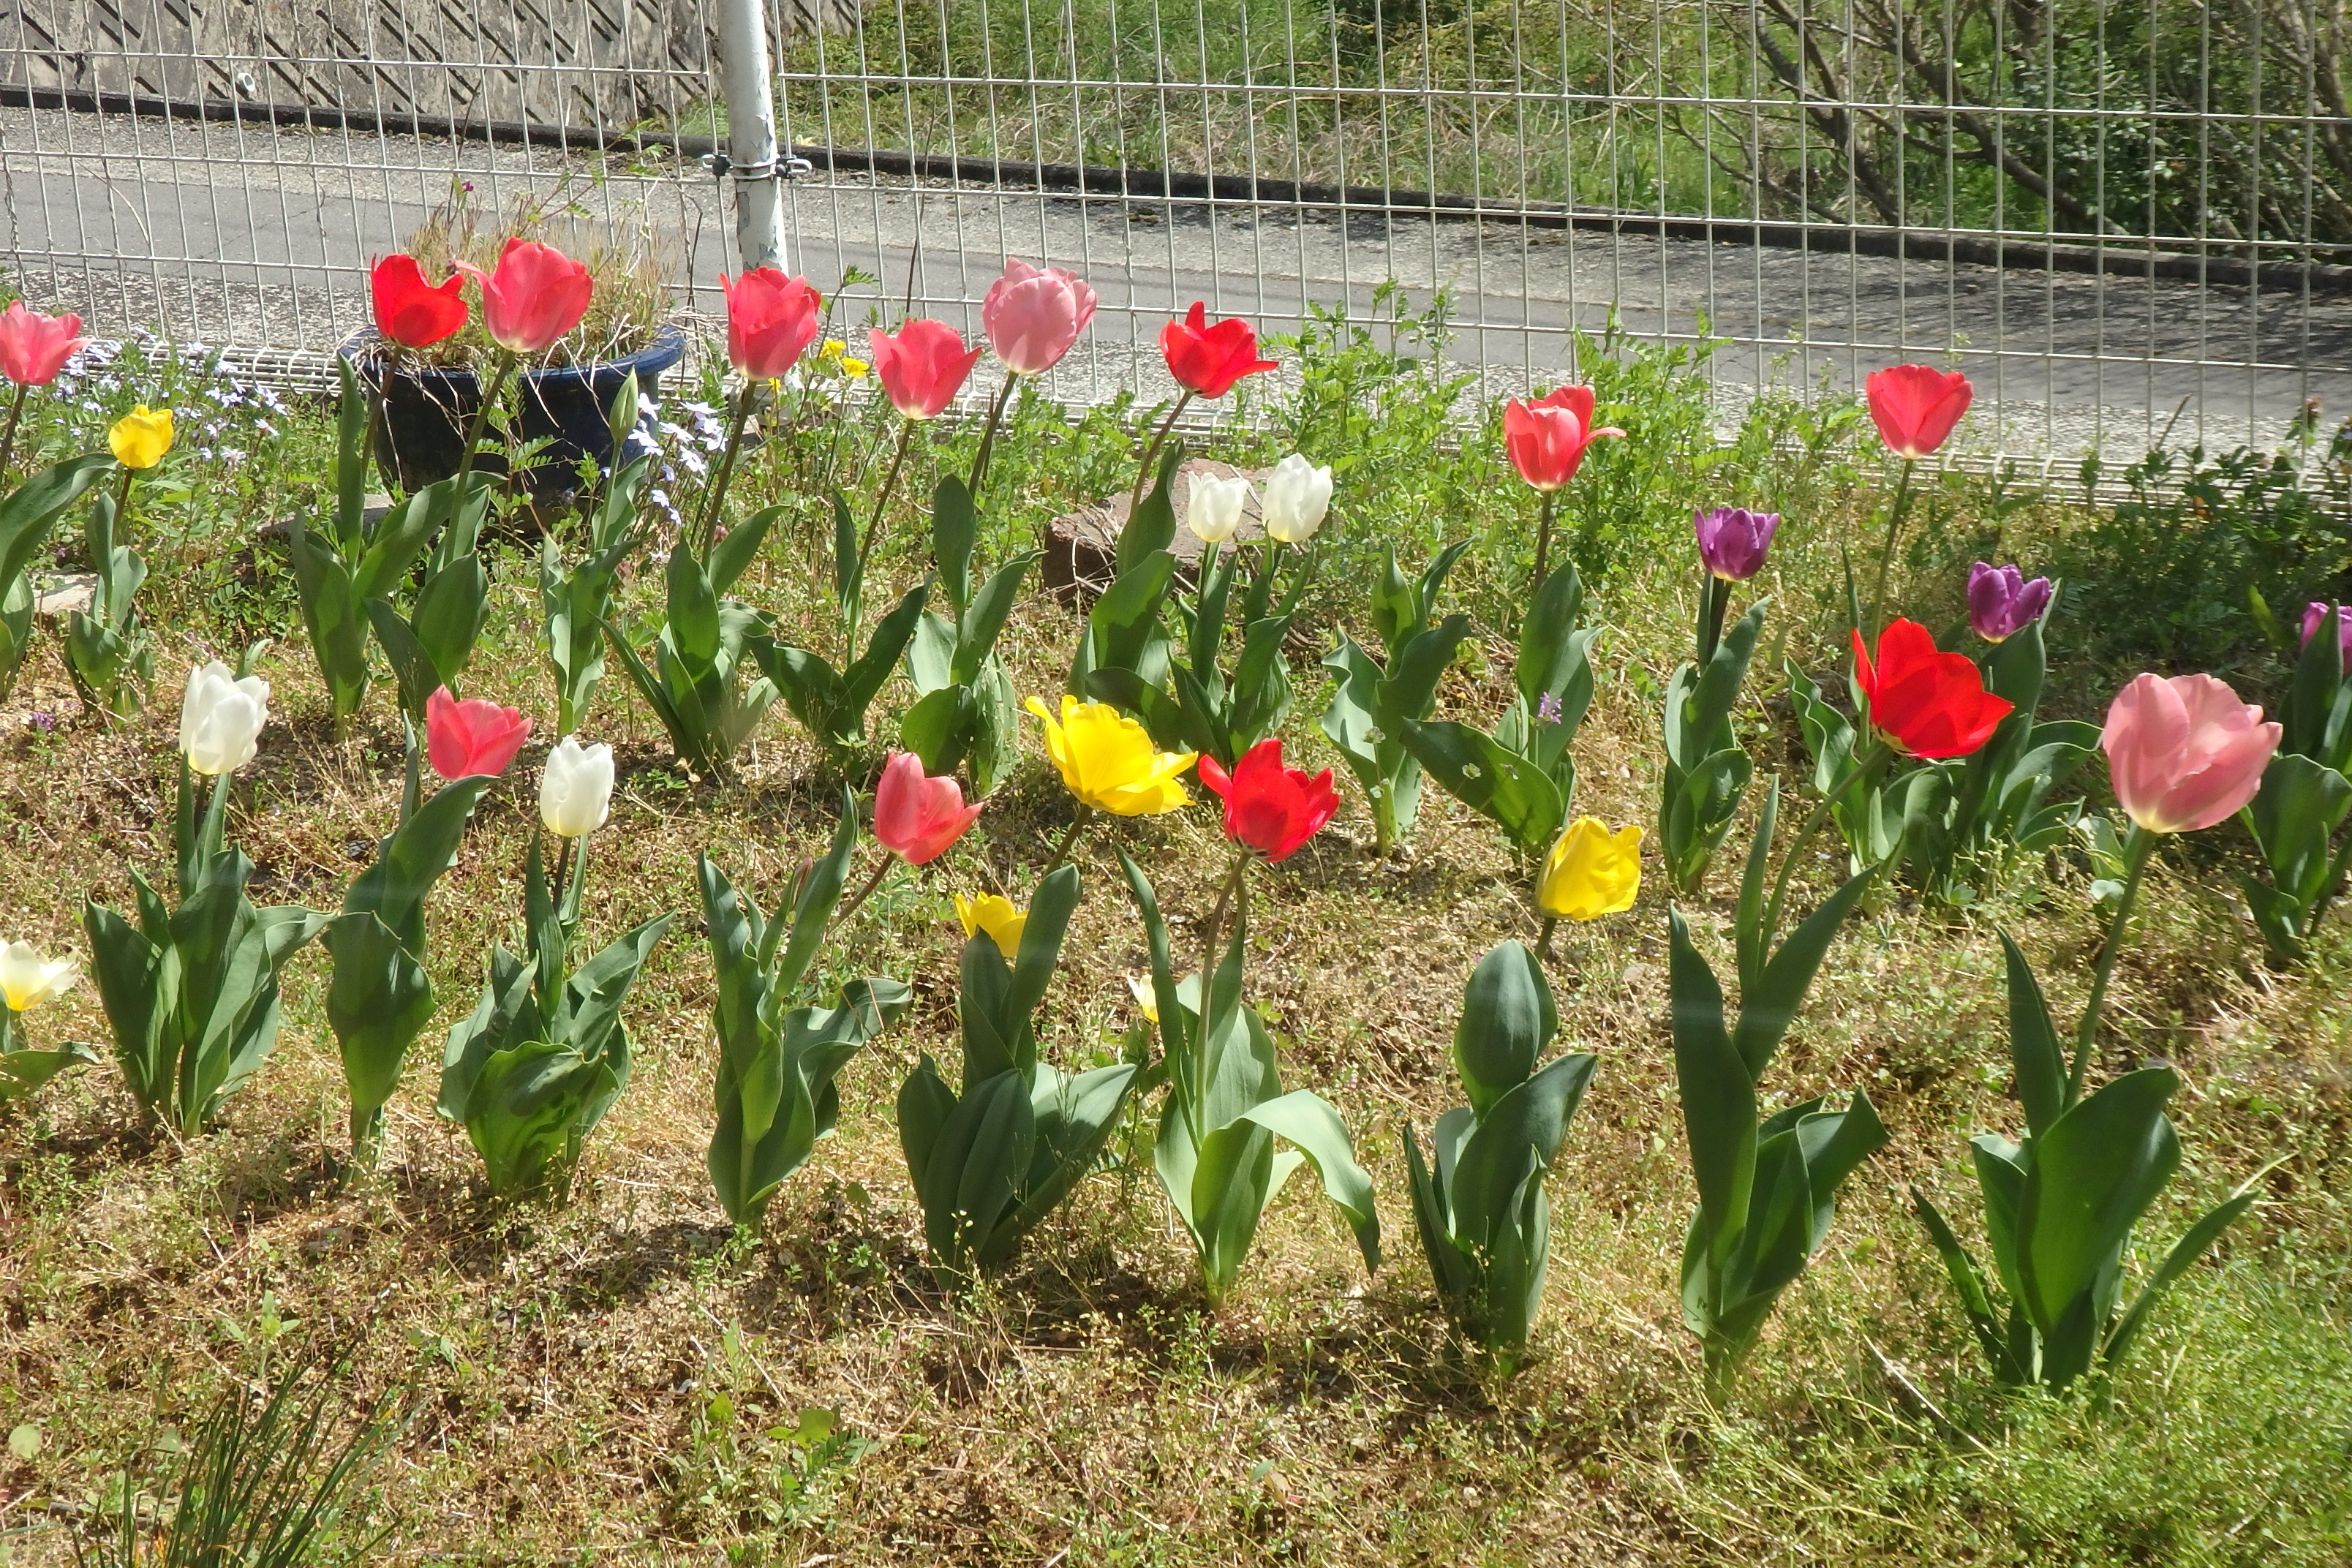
xmin=538 ymin=735 xmax=614 ymax=838
xmin=0 ymin=941 xmax=79 ymax=1013
xmin=178 ymin=662 xmax=270 ymax=776
xmin=1186 ymin=472 xmax=1251 ymax=545
xmin=1260 ymin=455 xmax=1333 ymax=545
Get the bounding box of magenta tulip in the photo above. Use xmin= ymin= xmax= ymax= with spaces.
xmin=456 ymin=238 xmax=593 ymax=355
xmin=2301 ymin=601 xmax=2352 ymax=660
xmin=0 ymin=303 xmax=86 ymax=387
xmin=1692 ymin=505 xmax=1780 ymax=581
xmin=2101 ymin=672 xmax=2280 ymax=834
xmin=1967 ymin=562 xmax=2054 ymax=642
xmin=983 ymin=258 xmax=1096 ymax=376
xmin=873 ymin=751 xmax=983 ymax=866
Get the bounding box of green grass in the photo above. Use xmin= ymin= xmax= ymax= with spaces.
xmin=0 ymin=314 xmax=2348 ymax=1563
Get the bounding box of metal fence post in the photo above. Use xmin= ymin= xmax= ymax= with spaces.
xmin=714 ymin=0 xmax=786 ymax=274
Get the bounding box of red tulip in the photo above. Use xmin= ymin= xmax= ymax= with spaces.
xmin=370 ymin=255 xmax=467 ymax=350
xmin=721 ymin=268 xmax=822 ymax=380
xmin=2102 ymin=673 xmax=2281 ymax=834
xmin=425 ymin=685 xmax=531 ymax=780
xmin=456 ymin=238 xmax=593 ymax=355
xmin=0 ymin=302 xmax=86 ymax=387
xmin=984 ymin=257 xmax=1096 ymax=376
xmin=868 ymin=318 xmax=984 ymax=420
xmin=1850 ymin=617 xmax=2013 ymax=759
xmin=1504 ymin=385 xmax=1624 ymax=491
xmin=1160 ymin=301 xmax=1278 ymax=399
xmin=1866 ymin=364 xmax=1972 ymax=460
xmin=874 ymin=751 xmax=983 ymax=865
xmin=1198 ymin=738 xmax=1339 ymax=862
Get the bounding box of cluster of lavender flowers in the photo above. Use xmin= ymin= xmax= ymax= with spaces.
xmin=45 ymin=328 xmax=289 ymax=470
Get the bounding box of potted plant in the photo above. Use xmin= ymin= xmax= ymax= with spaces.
xmin=339 ymin=194 xmax=685 ymax=502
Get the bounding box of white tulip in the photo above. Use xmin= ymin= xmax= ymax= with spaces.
xmin=178 ymin=662 xmax=270 ymax=776
xmin=539 ymin=736 xmax=614 ymax=838
xmin=0 ymin=941 xmax=79 ymax=1013
xmin=1186 ymin=472 xmax=1251 ymax=545
xmin=1260 ymin=453 xmax=1333 ymax=544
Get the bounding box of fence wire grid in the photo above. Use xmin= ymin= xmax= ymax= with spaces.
xmin=7 ymin=0 xmax=2352 ymax=461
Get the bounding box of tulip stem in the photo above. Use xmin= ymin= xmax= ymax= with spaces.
xmin=1191 ymin=850 xmax=1254 ymax=1123
xmin=2068 ymin=824 xmax=2155 ymax=1108
xmin=1537 ymin=916 xmax=1558 ymax=961
xmin=696 ymin=382 xmax=756 ymax=560
xmin=1128 ymin=391 xmax=1193 ymax=521
xmin=856 ymin=417 xmax=916 ymax=588
xmin=1039 ymin=807 xmax=1093 ymax=878
xmin=0 ymin=380 xmax=29 ymax=478
xmin=1863 ymin=458 xmax=1917 ymax=643
xmin=1531 ymin=489 xmax=1560 ymax=598
xmin=967 ymin=370 xmax=1019 ymax=497
xmin=450 ymin=348 xmax=516 ymax=518
xmin=833 ymin=853 xmax=899 ymax=928
xmin=1763 ymin=741 xmax=1891 ymax=951
xmin=1695 ymin=570 xmax=1733 ymax=666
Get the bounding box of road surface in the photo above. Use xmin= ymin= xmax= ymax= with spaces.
xmin=8 ymin=102 xmax=2352 ymax=461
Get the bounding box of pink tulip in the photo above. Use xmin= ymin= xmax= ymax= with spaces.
xmin=2101 ymin=672 xmax=2280 ymax=834
xmin=1866 ymin=364 xmax=1973 ymax=460
xmin=456 ymin=238 xmax=593 ymax=355
xmin=0 ymin=303 xmax=87 ymax=387
xmin=721 ymin=268 xmax=823 ymax=380
xmin=983 ymin=258 xmax=1097 ymax=376
xmin=1504 ymin=385 xmax=1623 ymax=492
xmin=873 ymin=751 xmax=982 ymax=865
xmin=426 ymin=685 xmax=532 ymax=781
xmin=868 ymin=319 xmax=984 ymax=420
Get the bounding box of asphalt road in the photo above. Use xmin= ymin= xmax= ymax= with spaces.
xmin=8 ymin=102 xmax=2352 ymax=461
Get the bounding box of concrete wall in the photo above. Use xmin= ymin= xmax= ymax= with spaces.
xmin=4 ymin=0 xmax=853 ymax=127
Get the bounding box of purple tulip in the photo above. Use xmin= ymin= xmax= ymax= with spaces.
xmin=2301 ymin=601 xmax=2352 ymax=659
xmin=1692 ymin=506 xmax=1781 ymax=581
xmin=1967 ymin=561 xmax=2053 ymax=642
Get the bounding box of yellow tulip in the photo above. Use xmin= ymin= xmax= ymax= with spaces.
xmin=1538 ymin=817 xmax=1643 ymax=921
xmin=955 ymin=892 xmax=1027 ymax=957
xmin=1026 ymin=694 xmax=1195 ymax=817
xmin=108 ymin=404 xmax=174 ymax=470
xmin=1126 ymin=972 xmax=1198 ymax=1026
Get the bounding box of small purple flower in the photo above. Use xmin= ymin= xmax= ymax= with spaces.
xmin=1692 ymin=506 xmax=1781 ymax=581
xmin=2302 ymin=601 xmax=2352 ymax=659
xmin=1536 ymin=690 xmax=1564 ymax=725
xmin=25 ymin=710 xmax=56 ymax=732
xmin=1967 ymin=561 xmax=2054 ymax=642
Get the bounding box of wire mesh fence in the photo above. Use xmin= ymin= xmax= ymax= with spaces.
xmin=7 ymin=0 xmax=2352 ymax=460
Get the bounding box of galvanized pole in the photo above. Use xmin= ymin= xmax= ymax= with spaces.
xmin=713 ymin=0 xmax=786 ymax=273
